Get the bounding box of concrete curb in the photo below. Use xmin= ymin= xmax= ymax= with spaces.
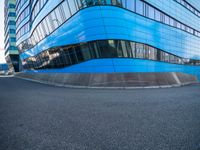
xmin=0 ymin=75 xmax=14 ymax=78
xmin=14 ymin=75 xmax=198 ymax=90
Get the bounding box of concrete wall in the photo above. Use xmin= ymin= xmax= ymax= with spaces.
xmin=15 ymin=72 xmax=199 ymax=88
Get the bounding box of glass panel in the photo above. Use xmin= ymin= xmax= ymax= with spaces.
xmin=55 ymin=7 xmax=63 ymax=25
xmin=136 ymin=43 xmax=144 ymax=58
xmin=68 ymin=47 xmax=78 ymax=64
xmin=121 ymin=41 xmax=128 ymax=57
xmin=89 ymin=42 xmax=100 ymax=58
xmin=125 ymin=41 xmax=133 ymax=58
xmin=80 ymin=43 xmax=91 ymax=61
xmin=76 ymin=0 xmax=83 ymax=9
xmin=50 ymin=11 xmax=59 ymax=29
xmin=112 ymin=0 xmax=122 ymax=6
xmin=62 ymin=1 xmax=71 ymax=19
xmin=127 ymin=0 xmax=135 ymax=12
xmin=149 ymin=46 xmax=157 ymax=60
xmin=67 ymin=0 xmax=77 ymax=15
xmin=164 ymin=15 xmax=170 ymax=25
xmin=155 ymin=9 xmax=161 ymax=21
xmin=136 ymin=0 xmax=144 ymax=15
xmin=121 ymin=0 xmax=126 ymax=8
xmin=116 ymin=40 xmax=123 ymax=57
xmin=98 ymin=40 xmax=117 ymax=58
xmin=148 ymin=5 xmax=154 ymax=19
xmin=45 ymin=16 xmax=54 ymax=33
xmin=169 ymin=18 xmax=174 ymax=26
xmin=42 ymin=19 xmax=50 ymax=36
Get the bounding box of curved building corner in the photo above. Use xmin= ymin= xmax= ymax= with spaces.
xmin=16 ymin=0 xmax=200 ymax=85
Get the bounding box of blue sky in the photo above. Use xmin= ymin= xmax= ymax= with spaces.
xmin=0 ymin=0 xmax=5 ymax=63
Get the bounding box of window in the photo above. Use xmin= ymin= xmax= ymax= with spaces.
xmin=33 ymin=29 xmax=39 ymax=42
xmin=136 ymin=43 xmax=144 ymax=58
xmin=121 ymin=0 xmax=127 ymax=8
xmin=169 ymin=18 xmax=174 ymax=26
xmin=127 ymin=0 xmax=135 ymax=12
xmin=89 ymin=42 xmax=100 ymax=58
xmin=120 ymin=41 xmax=128 ymax=57
xmin=45 ymin=16 xmax=54 ymax=33
xmin=149 ymin=46 xmax=157 ymax=60
xmin=38 ymin=24 xmax=45 ymax=39
xmin=177 ymin=22 xmax=181 ymax=28
xmin=22 ymin=39 xmax=200 ymax=70
xmin=147 ymin=5 xmax=154 ymax=19
xmin=62 ymin=1 xmax=71 ymax=19
xmin=136 ymin=0 xmax=144 ymax=15
xmin=98 ymin=40 xmax=117 ymax=57
xmin=31 ymin=35 xmax=36 ymax=46
xmin=155 ymin=9 xmax=161 ymax=21
xmin=41 ymin=21 xmax=48 ymax=36
xmin=50 ymin=11 xmax=59 ymax=29
xmin=55 ymin=7 xmax=64 ymax=25
xmin=76 ymin=0 xmax=83 ymax=9
xmin=112 ymin=0 xmax=123 ymax=6
xmin=144 ymin=45 xmax=149 ymax=59
xmin=67 ymin=0 xmax=77 ymax=15
xmin=164 ymin=15 xmax=170 ymax=25
xmin=43 ymin=18 xmax=51 ymax=35
xmin=116 ymin=40 xmax=123 ymax=57
xmin=125 ymin=41 xmax=134 ymax=58
xmin=68 ymin=47 xmax=78 ymax=64
xmin=80 ymin=43 xmax=91 ymax=61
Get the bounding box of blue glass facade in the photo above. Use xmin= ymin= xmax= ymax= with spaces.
xmin=16 ymin=0 xmax=200 ymax=79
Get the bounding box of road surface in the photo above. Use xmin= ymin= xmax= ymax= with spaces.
xmin=0 ymin=77 xmax=200 ymax=150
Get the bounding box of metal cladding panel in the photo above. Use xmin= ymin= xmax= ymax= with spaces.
xmin=20 ymin=6 xmax=200 ymax=60
xmin=23 ymin=58 xmax=200 ymax=80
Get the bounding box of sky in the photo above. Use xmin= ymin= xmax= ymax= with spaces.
xmin=0 ymin=0 xmax=5 ymax=63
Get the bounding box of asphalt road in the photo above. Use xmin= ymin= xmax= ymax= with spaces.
xmin=0 ymin=77 xmax=200 ymax=150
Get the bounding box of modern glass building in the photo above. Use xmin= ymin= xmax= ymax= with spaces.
xmin=4 ymin=0 xmax=20 ymax=72
xmin=16 ymin=0 xmax=200 ymax=79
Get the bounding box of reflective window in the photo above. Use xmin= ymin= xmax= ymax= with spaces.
xmin=61 ymin=1 xmax=71 ymax=20
xmin=164 ymin=15 xmax=170 ymax=25
xmin=50 ymin=11 xmax=59 ymax=29
xmin=54 ymin=7 xmax=64 ymax=25
xmin=127 ymin=0 xmax=135 ymax=12
xmin=67 ymin=0 xmax=77 ymax=15
xmin=136 ymin=0 xmax=144 ymax=15
xmin=147 ymin=5 xmax=154 ymax=19
xmin=22 ymin=39 xmax=200 ymax=70
xmin=121 ymin=0 xmax=127 ymax=8
xmin=45 ymin=16 xmax=54 ymax=33
xmin=136 ymin=43 xmax=144 ymax=58
xmin=169 ymin=18 xmax=174 ymax=26
xmin=155 ymin=9 xmax=161 ymax=21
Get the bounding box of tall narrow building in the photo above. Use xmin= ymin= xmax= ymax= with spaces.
xmin=4 ymin=0 xmax=19 ymax=72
